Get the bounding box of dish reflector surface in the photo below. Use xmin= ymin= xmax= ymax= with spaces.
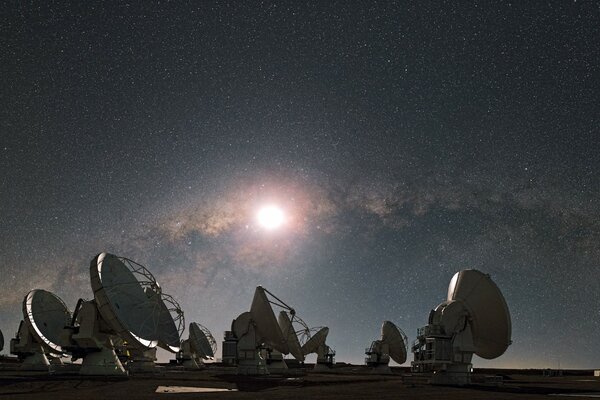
xmin=447 ymin=269 xmax=511 ymax=359
xmin=301 ymin=327 xmax=329 ymax=355
xmin=232 ymin=312 xmax=252 ymax=339
xmin=189 ymin=323 xmax=215 ymax=359
xmin=278 ymin=311 xmax=303 ymax=360
xmin=381 ymin=321 xmax=407 ymax=364
xmin=250 ymin=287 xmax=289 ymax=354
xmin=91 ymin=253 xmax=160 ymax=349
xmin=23 ymin=289 xmax=71 ymax=354
xmin=147 ymin=289 xmax=182 ymax=353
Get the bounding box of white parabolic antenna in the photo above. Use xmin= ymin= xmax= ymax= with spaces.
xmin=189 ymin=322 xmax=216 ymax=359
xmin=10 ymin=289 xmax=71 ymax=370
xmin=23 ymin=289 xmax=71 ymax=354
xmin=301 ymin=327 xmax=329 ymax=355
xmin=231 ymin=286 xmax=304 ymax=375
xmin=154 ymin=293 xmax=184 ymax=353
xmin=232 ymin=312 xmax=253 ymax=339
xmin=447 ymin=269 xmax=511 ymax=359
xmin=277 ymin=311 xmax=303 ymax=361
xmin=249 ymin=286 xmax=289 ymax=354
xmin=411 ymin=269 xmax=512 ymax=385
xmin=365 ymin=320 xmax=407 ymax=372
xmin=382 ymin=321 xmax=407 ymax=364
xmin=91 ymin=252 xmax=179 ymax=350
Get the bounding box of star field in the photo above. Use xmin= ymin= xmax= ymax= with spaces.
xmin=1 ymin=1 xmax=599 ymax=367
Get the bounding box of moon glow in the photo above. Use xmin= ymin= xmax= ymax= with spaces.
xmin=257 ymin=205 xmax=285 ymax=230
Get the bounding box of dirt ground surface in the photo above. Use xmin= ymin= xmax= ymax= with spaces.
xmin=1 ymin=364 xmax=600 ymax=399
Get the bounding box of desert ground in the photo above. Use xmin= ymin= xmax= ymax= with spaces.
xmin=1 ymin=362 xmax=600 ymax=399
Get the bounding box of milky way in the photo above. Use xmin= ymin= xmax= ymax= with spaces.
xmin=1 ymin=2 xmax=598 ymax=367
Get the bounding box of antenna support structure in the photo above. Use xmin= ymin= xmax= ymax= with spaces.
xmin=62 ymin=253 xmax=184 ymax=376
xmin=176 ymin=322 xmax=217 ymax=369
xmin=411 ymin=269 xmax=512 ymax=385
xmin=224 ymin=286 xmax=304 ymax=375
xmin=10 ymin=290 xmax=71 ymax=372
xmin=365 ymin=321 xmax=408 ymax=374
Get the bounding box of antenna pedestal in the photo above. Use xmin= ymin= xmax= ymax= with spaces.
xmin=411 ymin=321 xmax=475 ymax=385
xmin=236 ymin=325 xmax=268 ymax=375
xmin=80 ymin=346 xmax=127 ymax=376
xmin=127 ymin=348 xmax=157 ymax=374
xmin=177 ymin=340 xmax=204 ymax=369
xmin=314 ymin=344 xmax=335 ymax=371
xmin=70 ymin=301 xmax=127 ymax=376
xmin=265 ymin=349 xmax=288 ymax=373
xmin=222 ymin=331 xmax=238 ymax=365
xmin=431 ymin=363 xmax=472 ymax=386
xmin=365 ymin=341 xmax=392 ymax=374
xmin=10 ymin=322 xmax=51 ymax=371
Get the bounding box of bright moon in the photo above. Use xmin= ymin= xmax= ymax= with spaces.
xmin=257 ymin=205 xmax=285 ymax=230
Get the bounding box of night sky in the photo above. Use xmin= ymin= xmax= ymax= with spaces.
xmin=1 ymin=2 xmax=599 ymax=368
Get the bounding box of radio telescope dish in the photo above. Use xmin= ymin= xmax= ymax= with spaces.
xmin=154 ymin=292 xmax=185 ymax=353
xmin=411 ymin=269 xmax=512 ymax=385
xmin=301 ymin=327 xmax=335 ymax=371
xmin=278 ymin=311 xmax=303 ymax=361
xmin=382 ymin=321 xmax=407 ymax=364
xmin=448 ymin=269 xmax=511 ymax=359
xmin=365 ymin=321 xmax=408 ymax=373
xmin=232 ymin=312 xmax=253 ymax=339
xmin=301 ymin=327 xmax=328 ymax=355
xmin=24 ymin=289 xmax=70 ymax=354
xmin=177 ymin=322 xmax=216 ymax=369
xmin=10 ymin=289 xmax=71 ymax=370
xmin=250 ymin=287 xmax=288 ymax=354
xmin=63 ymin=252 xmax=185 ymax=375
xmin=228 ymin=286 xmax=310 ymax=375
xmin=91 ymin=252 xmax=162 ymax=349
xmin=189 ymin=322 xmax=216 ymax=359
